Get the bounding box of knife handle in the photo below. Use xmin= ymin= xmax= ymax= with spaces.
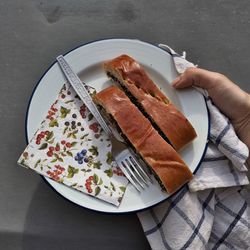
xmin=56 ymin=55 xmax=112 ymax=136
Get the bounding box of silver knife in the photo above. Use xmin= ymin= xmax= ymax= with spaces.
xmin=56 ymin=55 xmax=112 ymax=136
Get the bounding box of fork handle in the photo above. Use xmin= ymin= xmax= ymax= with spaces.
xmin=56 ymin=55 xmax=112 ymax=136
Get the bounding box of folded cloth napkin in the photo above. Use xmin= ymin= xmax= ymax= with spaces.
xmin=138 ymin=44 xmax=250 ymax=249
xmin=18 ymin=83 xmax=128 ymax=206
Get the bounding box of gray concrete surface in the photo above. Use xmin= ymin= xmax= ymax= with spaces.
xmin=1 ymin=0 xmax=250 ymax=249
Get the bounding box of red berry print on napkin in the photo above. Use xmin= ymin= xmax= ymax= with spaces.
xmin=80 ymin=104 xmax=87 ymax=119
xmin=46 ymin=104 xmax=58 ymax=121
xmin=89 ymin=122 xmax=99 ymax=133
xmin=84 ymin=174 xmax=103 ymax=196
xmin=85 ymin=176 xmax=93 ymax=193
xmin=46 ymin=165 xmax=65 ymax=181
xmin=113 ymin=167 xmax=125 ymax=177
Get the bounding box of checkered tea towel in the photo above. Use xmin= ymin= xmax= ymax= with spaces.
xmin=137 ymin=44 xmax=250 ymax=250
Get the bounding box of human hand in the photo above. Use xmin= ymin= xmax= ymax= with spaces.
xmin=172 ymin=68 xmax=250 ymax=165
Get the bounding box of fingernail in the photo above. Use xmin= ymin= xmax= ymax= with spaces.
xmin=172 ymin=76 xmax=181 ymax=86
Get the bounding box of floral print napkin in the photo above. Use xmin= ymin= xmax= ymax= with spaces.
xmin=18 ymin=82 xmax=129 ymax=206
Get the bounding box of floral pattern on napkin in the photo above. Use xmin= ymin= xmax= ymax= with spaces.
xmin=18 ymin=83 xmax=128 ymax=206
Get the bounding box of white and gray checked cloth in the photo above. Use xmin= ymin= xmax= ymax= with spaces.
xmin=137 ymin=44 xmax=250 ymax=250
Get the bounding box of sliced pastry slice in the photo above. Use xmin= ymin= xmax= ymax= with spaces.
xmin=104 ymin=54 xmax=197 ymax=150
xmin=93 ymin=86 xmax=193 ymax=194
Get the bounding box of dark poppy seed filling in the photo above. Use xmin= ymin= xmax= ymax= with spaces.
xmin=95 ymin=103 xmax=166 ymax=191
xmin=106 ymin=72 xmax=174 ymax=149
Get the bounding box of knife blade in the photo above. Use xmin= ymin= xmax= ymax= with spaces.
xmin=56 ymin=55 xmax=112 ymax=136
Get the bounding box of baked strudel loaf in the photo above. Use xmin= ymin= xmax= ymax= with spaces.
xmin=104 ymin=54 xmax=197 ymax=150
xmin=93 ymin=86 xmax=193 ymax=194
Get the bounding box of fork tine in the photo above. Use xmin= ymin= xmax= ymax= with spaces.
xmin=123 ymin=160 xmax=145 ymax=189
xmin=129 ymin=155 xmax=153 ymax=183
xmin=119 ymin=162 xmax=141 ymax=191
xmin=126 ymin=158 xmax=148 ymax=186
xmin=125 ymin=159 xmax=146 ymax=188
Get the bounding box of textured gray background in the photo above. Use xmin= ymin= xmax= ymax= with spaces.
xmin=1 ymin=0 xmax=250 ymax=249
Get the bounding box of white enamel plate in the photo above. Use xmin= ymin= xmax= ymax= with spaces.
xmin=26 ymin=39 xmax=209 ymax=213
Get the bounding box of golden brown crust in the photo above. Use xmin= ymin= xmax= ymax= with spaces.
xmin=93 ymin=86 xmax=193 ymax=194
xmin=104 ymin=54 xmax=197 ymax=150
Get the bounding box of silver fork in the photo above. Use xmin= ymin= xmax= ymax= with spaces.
xmin=56 ymin=55 xmax=152 ymax=191
xmin=109 ymin=133 xmax=152 ymax=191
